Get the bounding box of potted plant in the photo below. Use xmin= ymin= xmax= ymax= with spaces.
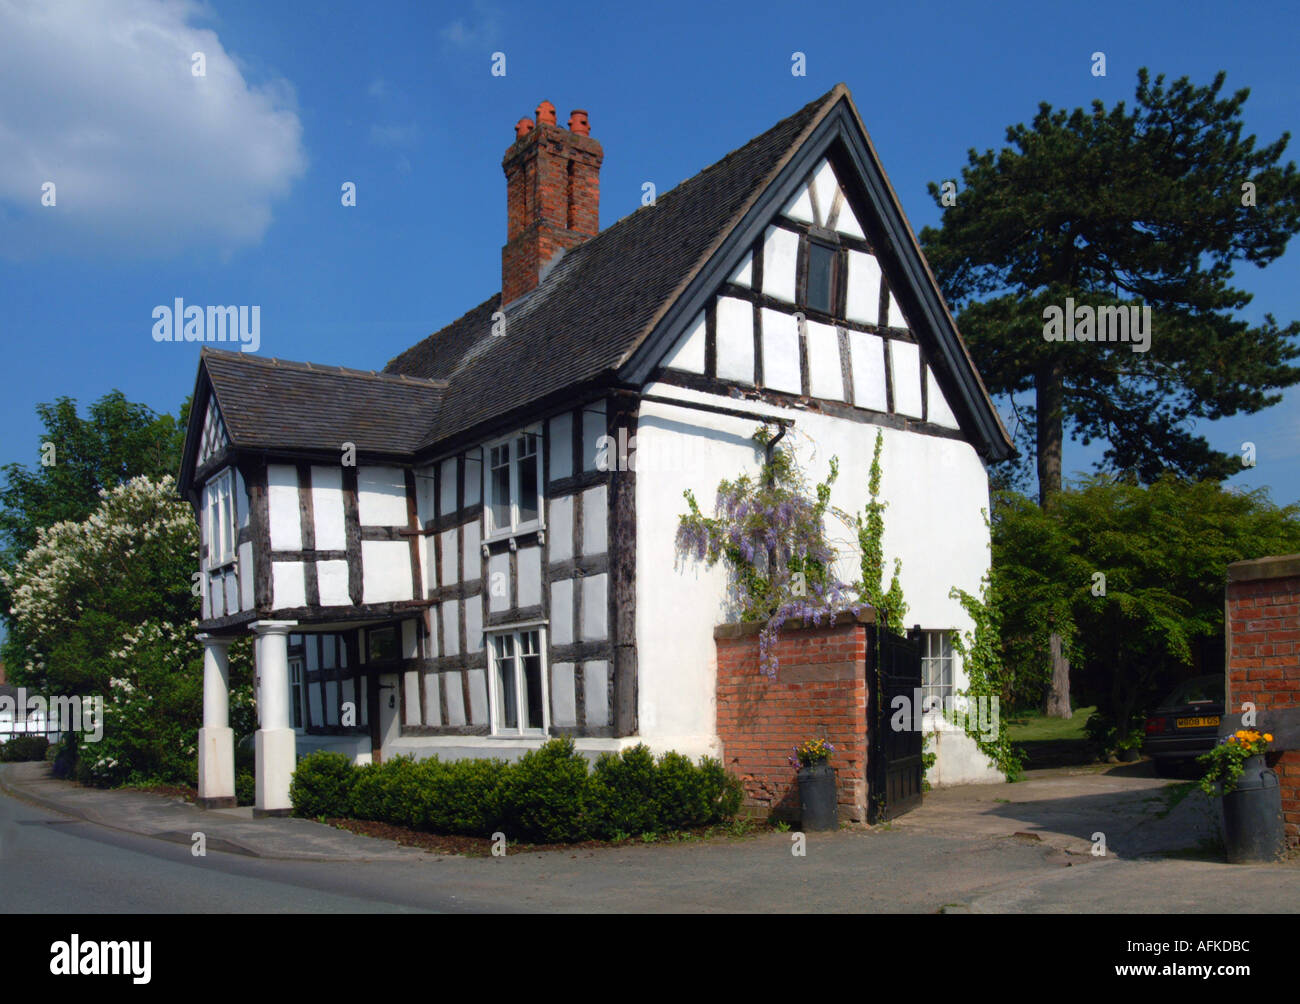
xmin=790 ymin=738 xmax=838 ymax=831
xmin=1197 ymin=729 xmax=1287 ymax=863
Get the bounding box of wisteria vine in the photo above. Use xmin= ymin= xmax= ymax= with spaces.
xmin=676 ymin=426 xmax=864 ymax=677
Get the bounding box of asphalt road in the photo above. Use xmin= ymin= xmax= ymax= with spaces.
xmin=3 ymin=781 xmax=1298 ymax=914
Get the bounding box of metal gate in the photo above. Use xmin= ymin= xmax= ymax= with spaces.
xmin=867 ymin=626 xmax=924 ymax=823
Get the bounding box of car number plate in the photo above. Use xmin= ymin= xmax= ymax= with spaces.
xmin=1176 ymin=716 xmax=1219 ymax=728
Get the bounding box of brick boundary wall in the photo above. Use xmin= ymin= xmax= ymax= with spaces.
xmin=715 ymin=613 xmax=873 ymax=823
xmin=1226 ymin=554 xmax=1300 ymax=846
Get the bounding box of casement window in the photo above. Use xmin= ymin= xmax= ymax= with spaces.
xmin=485 ymin=429 xmax=542 ymax=537
xmin=801 ymin=239 xmax=840 ymax=315
xmin=921 ymin=630 xmax=954 ymax=709
xmin=289 ymin=657 xmax=304 ymax=730
xmin=489 ymin=628 xmax=547 ymax=735
xmin=204 ymin=469 xmax=236 ymax=568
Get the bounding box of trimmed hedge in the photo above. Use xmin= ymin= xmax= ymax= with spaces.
xmin=288 ymin=751 xmax=355 ymax=817
xmin=290 ymin=738 xmax=743 ymax=843
xmin=0 ymin=735 xmax=52 ymax=762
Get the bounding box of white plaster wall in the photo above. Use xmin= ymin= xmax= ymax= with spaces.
xmin=267 ymin=464 xmax=301 ymax=550
xmin=582 ymin=486 xmax=607 ymax=555
xmin=846 ymin=250 xmax=881 ymax=326
xmin=715 ymin=296 xmax=753 ymax=384
xmin=761 ymin=308 xmax=801 ymax=395
xmin=311 ymin=466 xmax=346 ymax=549
xmin=633 ymin=382 xmax=995 ymax=776
xmin=272 ymin=560 xmax=306 ymax=609
xmin=927 ymin=367 xmax=960 ymax=429
xmin=665 ymin=311 xmax=706 ymax=373
xmin=729 ymin=253 xmax=753 ymax=288
xmin=549 ymin=414 xmax=573 ymax=480
xmin=518 ymin=545 xmax=541 ymax=607
xmin=805 ymin=320 xmax=845 ymax=401
xmin=549 ymin=496 xmax=574 ymax=561
xmin=582 ymin=403 xmax=605 ymax=473
xmin=849 ymin=331 xmax=888 ymax=412
xmin=358 ymin=466 xmax=408 ymax=526
xmin=361 ymin=540 xmax=411 ymax=603
xmin=238 ymin=541 xmax=254 ymax=609
xmin=318 ymin=559 xmax=349 ymax=606
xmin=890 ymin=340 xmax=923 ymax=418
xmin=439 ymin=458 xmax=457 ymax=513
xmin=761 ymin=226 xmax=799 ymax=303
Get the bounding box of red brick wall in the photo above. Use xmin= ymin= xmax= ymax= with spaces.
xmin=1226 ymin=559 xmax=1300 ymax=845
xmin=500 ymin=119 xmax=603 ymax=304
xmin=715 ymin=619 xmax=870 ymax=823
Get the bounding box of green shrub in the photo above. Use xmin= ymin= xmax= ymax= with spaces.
xmin=347 ymin=756 xmax=434 ymax=827
xmin=289 ymin=751 xmax=356 ymax=818
xmin=588 ymin=744 xmax=659 ymax=838
xmin=698 ymin=756 xmax=743 ymax=822
xmin=427 ymin=758 xmax=508 ymax=836
xmin=235 ymin=770 xmax=255 ymax=807
xmin=654 ymin=751 xmax=713 ymax=830
xmin=0 ymin=735 xmax=52 ymax=762
xmin=500 ymin=737 xmax=591 ymax=843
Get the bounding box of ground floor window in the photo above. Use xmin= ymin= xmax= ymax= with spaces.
xmin=289 ymin=658 xmax=304 ymax=729
xmin=489 ymin=628 xmax=546 ymax=735
xmin=921 ymin=630 xmax=954 ymax=709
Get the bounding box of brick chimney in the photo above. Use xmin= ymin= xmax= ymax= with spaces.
xmin=501 ymin=101 xmax=603 ymax=304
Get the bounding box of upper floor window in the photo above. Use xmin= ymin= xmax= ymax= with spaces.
xmin=802 ymin=240 xmax=839 ymax=315
xmin=486 ymin=429 xmax=542 ymax=537
xmin=204 ymin=469 xmax=235 ymax=568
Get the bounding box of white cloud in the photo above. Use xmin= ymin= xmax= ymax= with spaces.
xmin=439 ymin=0 xmax=501 ymax=50
xmin=369 ymin=122 xmax=419 ymax=147
xmin=0 ymin=0 xmax=306 ymax=259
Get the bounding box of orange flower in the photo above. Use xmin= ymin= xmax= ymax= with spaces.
xmin=1264 ymin=733 xmax=1274 ymax=743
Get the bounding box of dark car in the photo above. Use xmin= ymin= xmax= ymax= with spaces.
xmin=1142 ymin=674 xmax=1225 ymax=777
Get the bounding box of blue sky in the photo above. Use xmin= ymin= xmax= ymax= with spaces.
xmin=1 ymin=0 xmax=1298 ymax=504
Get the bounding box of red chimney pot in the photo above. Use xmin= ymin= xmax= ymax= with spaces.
xmin=501 ymin=102 xmax=602 ymax=304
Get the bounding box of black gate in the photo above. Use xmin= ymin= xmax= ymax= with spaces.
xmin=867 ymin=625 xmax=924 ymax=823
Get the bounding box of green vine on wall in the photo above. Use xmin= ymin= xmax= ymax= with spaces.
xmin=948 ymin=548 xmax=1024 ymax=781
xmin=857 ymin=430 xmax=907 ymax=634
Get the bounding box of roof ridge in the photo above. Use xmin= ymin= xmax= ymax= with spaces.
xmin=202 ymin=346 xmax=449 ymax=388
xmin=382 ymin=86 xmax=845 ymax=378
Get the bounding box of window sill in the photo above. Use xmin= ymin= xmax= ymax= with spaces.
xmin=205 ymin=557 xmax=237 ymax=573
xmin=481 ymin=524 xmax=545 ymax=550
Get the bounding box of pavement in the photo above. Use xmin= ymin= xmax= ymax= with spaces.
xmin=2 ymin=759 xmax=1297 ymax=912
xmin=0 ymin=761 xmax=425 ymax=862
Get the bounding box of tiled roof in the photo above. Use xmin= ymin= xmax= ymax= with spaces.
xmin=201 ymin=349 xmax=446 ymax=457
xmin=383 ymin=87 xmax=840 ymax=449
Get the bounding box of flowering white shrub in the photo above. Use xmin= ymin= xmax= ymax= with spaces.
xmin=2 ymin=475 xmax=254 ymax=787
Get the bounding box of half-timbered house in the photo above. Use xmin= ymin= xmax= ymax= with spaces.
xmin=179 ymin=85 xmax=1014 ymax=814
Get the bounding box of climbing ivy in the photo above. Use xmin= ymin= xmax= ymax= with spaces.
xmin=856 ymin=429 xmax=907 ymax=634
xmin=948 ymin=533 xmax=1024 ymax=781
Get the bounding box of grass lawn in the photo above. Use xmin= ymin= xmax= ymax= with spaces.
xmin=1005 ymin=706 xmax=1095 ymax=743
xmin=1006 ymin=706 xmax=1097 ymax=769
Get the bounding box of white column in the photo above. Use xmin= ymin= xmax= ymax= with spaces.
xmin=196 ymin=634 xmax=236 ymax=808
xmin=252 ymin=620 xmax=297 ymax=817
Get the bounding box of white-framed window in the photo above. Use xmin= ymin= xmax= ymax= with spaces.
xmin=204 ymin=469 xmax=236 ymax=568
xmin=289 ymin=657 xmax=304 ymax=730
xmin=921 ymin=630 xmax=954 ymax=709
xmin=488 ymin=628 xmax=547 ymax=736
xmin=485 ymin=429 xmax=542 ymax=538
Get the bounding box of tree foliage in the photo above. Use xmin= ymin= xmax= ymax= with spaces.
xmin=921 ymin=68 xmax=1300 ymax=498
xmin=992 ymin=476 xmax=1300 ymax=741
